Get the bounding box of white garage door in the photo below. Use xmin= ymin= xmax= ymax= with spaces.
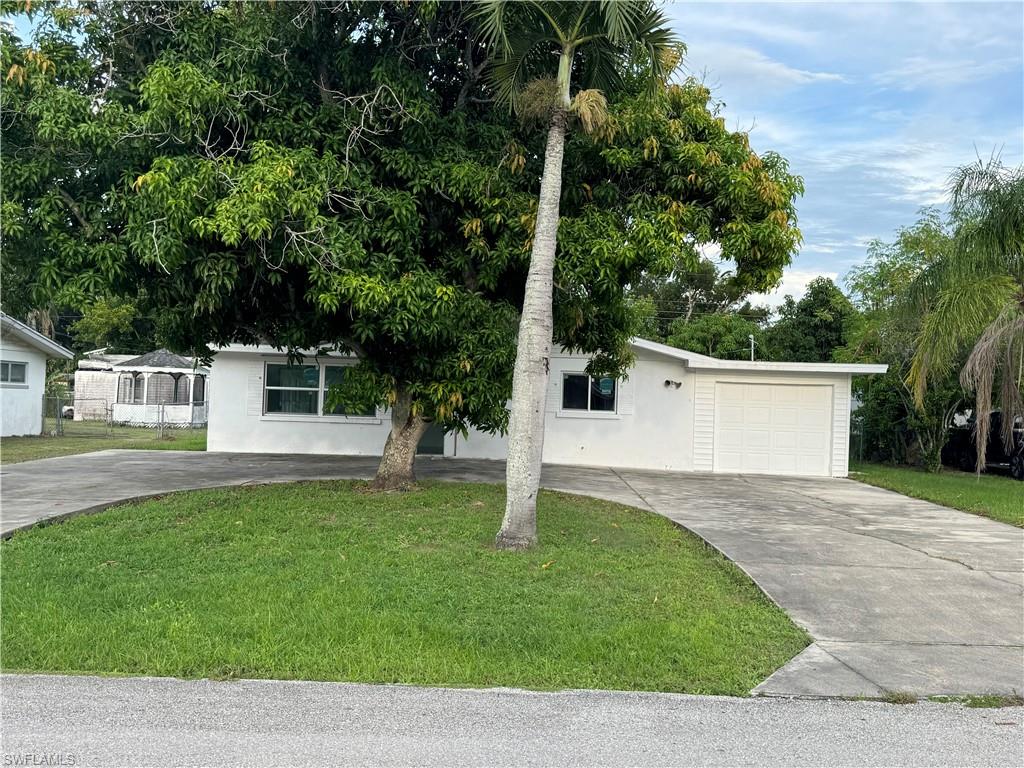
xmin=714 ymin=382 xmax=833 ymax=477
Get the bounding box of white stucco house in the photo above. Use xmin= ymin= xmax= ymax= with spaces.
xmin=208 ymin=338 xmax=887 ymax=478
xmin=0 ymin=312 xmax=74 ymax=437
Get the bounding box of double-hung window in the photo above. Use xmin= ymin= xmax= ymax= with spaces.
xmin=561 ymin=373 xmax=617 ymax=413
xmin=323 ymin=365 xmax=375 ymax=417
xmin=264 ymin=362 xmax=376 ymax=418
xmin=0 ymin=361 xmax=27 ymax=384
xmin=265 ymin=364 xmax=319 ymax=414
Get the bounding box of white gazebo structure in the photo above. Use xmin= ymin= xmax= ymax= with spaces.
xmin=112 ymin=349 xmax=209 ymax=426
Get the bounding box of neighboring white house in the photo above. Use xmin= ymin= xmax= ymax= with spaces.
xmin=0 ymin=312 xmax=74 ymax=437
xmin=72 ymin=349 xmax=137 ymax=420
xmin=207 ymin=339 xmax=887 ymax=479
xmin=107 ymin=349 xmax=210 ymax=426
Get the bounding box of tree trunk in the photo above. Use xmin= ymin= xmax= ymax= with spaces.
xmin=496 ymin=114 xmax=568 ymax=550
xmin=371 ymin=384 xmax=429 ymax=491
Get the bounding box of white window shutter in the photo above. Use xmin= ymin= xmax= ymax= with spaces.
xmin=617 ymin=376 xmax=634 ymax=415
xmin=546 ymin=373 xmax=561 ymax=414
xmin=246 ymin=362 xmax=264 ymax=416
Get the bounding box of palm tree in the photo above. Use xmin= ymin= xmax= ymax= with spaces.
xmin=473 ymin=1 xmax=679 ymax=550
xmin=909 ymin=159 xmax=1024 ymax=471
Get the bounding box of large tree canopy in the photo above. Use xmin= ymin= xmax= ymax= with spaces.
xmin=3 ymin=0 xmax=803 ymax=489
xmin=763 ymin=277 xmax=857 ymax=363
xmin=840 ymin=209 xmax=964 ymax=469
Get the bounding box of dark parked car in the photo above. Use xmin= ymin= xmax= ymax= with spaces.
xmin=942 ymin=411 xmax=1024 ymax=480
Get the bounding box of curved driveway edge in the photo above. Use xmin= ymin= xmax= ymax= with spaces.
xmin=2 ymin=450 xmax=1022 ymax=697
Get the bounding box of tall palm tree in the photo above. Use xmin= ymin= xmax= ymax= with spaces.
xmin=909 ymin=160 xmax=1024 ymax=471
xmin=474 ymin=0 xmax=679 ymax=550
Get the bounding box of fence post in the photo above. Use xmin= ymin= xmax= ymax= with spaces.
xmin=158 ymin=404 xmax=164 ymax=440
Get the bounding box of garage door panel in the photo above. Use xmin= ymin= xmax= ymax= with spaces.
xmin=772 ymin=454 xmax=798 ymax=474
xmin=717 ymin=428 xmax=745 ymax=449
xmin=773 ymin=387 xmax=803 ymax=404
xmin=713 ymin=382 xmax=833 ymax=477
xmin=718 ymin=383 xmax=746 ymax=401
xmin=716 ymin=451 xmax=743 ymax=472
xmin=798 ymin=409 xmax=828 ymax=428
xmin=746 ymin=429 xmax=772 ymax=450
xmin=747 ymin=385 xmax=773 ymax=403
xmin=773 ymin=431 xmax=798 ymax=450
xmin=799 ymin=431 xmax=828 ymax=451
xmin=747 ymin=406 xmax=772 ymax=425
xmin=773 ymin=407 xmax=799 ymax=426
xmin=718 ymin=405 xmax=745 ymax=426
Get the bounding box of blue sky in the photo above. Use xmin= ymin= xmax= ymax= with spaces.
xmin=664 ymin=1 xmax=1024 ymax=306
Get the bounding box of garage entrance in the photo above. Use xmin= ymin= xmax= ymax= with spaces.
xmin=714 ymin=382 xmax=833 ymax=476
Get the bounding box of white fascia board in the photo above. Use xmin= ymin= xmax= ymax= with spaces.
xmin=629 ymin=337 xmax=888 ymax=375
xmin=111 ymin=365 xmax=210 ymax=375
xmin=216 ymin=343 xmax=356 ymax=358
xmin=0 ymin=313 xmax=74 ymax=359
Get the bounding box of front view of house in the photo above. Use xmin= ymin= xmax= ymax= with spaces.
xmin=207 ymin=338 xmax=886 ymax=478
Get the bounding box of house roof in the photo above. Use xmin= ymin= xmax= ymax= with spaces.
xmin=77 ymin=351 xmax=137 ymax=371
xmin=218 ymin=338 xmax=887 ymax=375
xmin=0 ymin=312 xmax=73 ymax=359
xmin=630 ymin=337 xmax=888 ymax=374
xmin=113 ymin=349 xmax=207 ymax=374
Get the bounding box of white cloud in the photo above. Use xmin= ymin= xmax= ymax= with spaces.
xmin=874 ymin=56 xmax=1020 ymax=90
xmin=749 ymin=270 xmax=839 ymax=310
xmin=674 ymin=9 xmax=821 ymax=48
xmin=683 ymin=43 xmax=848 ymax=91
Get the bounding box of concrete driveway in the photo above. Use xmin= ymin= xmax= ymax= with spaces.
xmin=1 ymin=450 xmax=1021 ymax=697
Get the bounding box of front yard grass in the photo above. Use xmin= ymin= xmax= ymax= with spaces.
xmin=0 ymin=427 xmax=206 ymax=464
xmin=850 ymin=462 xmax=1023 ymax=528
xmin=0 ymin=481 xmax=808 ymax=695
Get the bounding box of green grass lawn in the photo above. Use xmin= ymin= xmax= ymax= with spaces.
xmin=0 ymin=427 xmax=206 ymax=464
xmin=851 ymin=462 xmax=1023 ymax=528
xmin=0 ymin=481 xmax=808 ymax=695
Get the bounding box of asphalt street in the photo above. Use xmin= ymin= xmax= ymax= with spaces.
xmin=2 ymin=674 xmax=1022 ymax=767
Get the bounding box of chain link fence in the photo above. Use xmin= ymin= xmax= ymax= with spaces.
xmin=42 ymin=396 xmax=208 ymax=440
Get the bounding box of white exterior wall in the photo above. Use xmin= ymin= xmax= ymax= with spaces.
xmin=208 ymin=351 xmax=393 ymax=454
xmin=208 ymin=347 xmax=857 ymax=477
xmin=209 ymin=348 xmax=694 ymax=470
xmin=0 ymin=340 xmax=47 ymax=437
xmin=691 ymin=370 xmax=853 ymax=478
xmin=73 ymin=370 xmax=119 ymax=419
xmin=451 ymin=351 xmax=693 ymax=470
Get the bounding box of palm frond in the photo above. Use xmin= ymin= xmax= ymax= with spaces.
xmin=907 ymin=273 xmax=1016 ymax=406
xmin=960 ymin=305 xmax=1024 ymax=468
xmin=472 ymin=0 xmax=512 ymax=54
xmin=599 ymin=0 xmax=646 ymax=45
xmin=631 ymin=4 xmax=684 ymax=87
xmin=487 ymin=26 xmax=560 ymax=111
xmin=949 ymin=159 xmax=1024 ymax=284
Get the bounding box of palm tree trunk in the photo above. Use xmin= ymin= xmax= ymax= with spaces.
xmin=371 ymin=383 xmax=429 ymax=491
xmin=495 ymin=112 xmax=567 ymax=550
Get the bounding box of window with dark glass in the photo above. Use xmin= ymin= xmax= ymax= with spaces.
xmin=323 ymin=366 xmax=375 ymax=416
xmin=590 ymin=376 xmax=616 ymax=412
xmin=0 ymin=361 xmax=26 ymax=384
xmin=265 ymin=364 xmax=318 ymax=414
xmin=562 ymin=373 xmax=616 ymax=413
